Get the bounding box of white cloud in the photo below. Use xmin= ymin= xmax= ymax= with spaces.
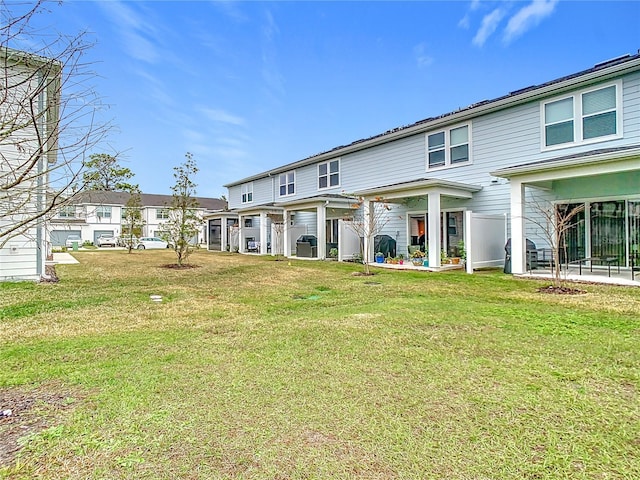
xmin=200 ymin=108 xmax=246 ymax=126
xmin=472 ymin=7 xmax=506 ymax=47
xmin=459 ymin=0 xmax=483 ymax=29
xmin=503 ymin=0 xmax=559 ymax=44
xmin=98 ymin=1 xmax=164 ymax=63
xmin=414 ymin=43 xmax=434 ymax=69
xmin=261 ymin=9 xmax=286 ymax=101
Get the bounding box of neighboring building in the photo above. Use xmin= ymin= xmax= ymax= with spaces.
xmin=218 ymin=53 xmax=640 ymax=276
xmin=50 ymin=191 xmax=226 ymax=246
xmin=0 ymin=48 xmax=60 ymax=281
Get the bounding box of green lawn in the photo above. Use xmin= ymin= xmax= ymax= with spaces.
xmin=1 ymin=250 xmax=639 ymax=479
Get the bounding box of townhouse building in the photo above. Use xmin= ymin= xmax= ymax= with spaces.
xmin=50 ymin=191 xmax=226 ymax=246
xmin=0 ymin=48 xmax=60 ymax=281
xmin=213 ymin=53 xmax=640 ymax=276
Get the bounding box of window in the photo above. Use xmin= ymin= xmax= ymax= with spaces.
xmin=241 ymin=183 xmax=253 ymax=204
xmin=156 ymin=208 xmax=169 ymax=220
xmin=542 ymin=82 xmax=621 ymax=149
xmin=427 ymin=124 xmax=470 ymax=169
xmin=279 ymin=171 xmax=295 ymax=196
xmin=58 ymin=205 xmax=76 ymax=218
xmin=318 ymin=160 xmax=339 ymax=189
xmin=96 ymin=206 xmax=111 ymax=219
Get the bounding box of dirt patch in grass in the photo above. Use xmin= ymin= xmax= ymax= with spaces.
xmin=0 ymin=384 xmax=80 ymax=468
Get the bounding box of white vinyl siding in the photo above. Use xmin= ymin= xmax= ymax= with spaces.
xmin=279 ymin=171 xmax=295 ymax=197
xmin=241 ymin=183 xmax=253 ymax=204
xmin=427 ymin=124 xmax=471 ymax=170
xmin=318 ymin=159 xmax=340 ymax=190
xmin=542 ymin=81 xmax=622 ymax=150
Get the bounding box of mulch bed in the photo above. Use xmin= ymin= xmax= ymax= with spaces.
xmin=160 ymin=263 xmax=201 ymax=270
xmin=537 ymin=285 xmax=587 ymax=295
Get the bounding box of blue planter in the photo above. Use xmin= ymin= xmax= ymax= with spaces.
xmin=375 ymin=255 xmax=384 ymax=263
xmin=423 ymin=260 xmax=429 ymax=267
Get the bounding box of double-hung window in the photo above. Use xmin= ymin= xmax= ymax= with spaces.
xmin=279 ymin=171 xmax=295 ymax=197
xmin=542 ymin=81 xmax=621 ymax=149
xmin=156 ymin=208 xmax=169 ymax=220
xmin=58 ymin=205 xmax=76 ymax=218
xmin=427 ymin=124 xmax=470 ymax=169
xmin=318 ymin=159 xmax=339 ymax=190
xmin=96 ymin=205 xmax=111 ymax=219
xmin=241 ymin=183 xmax=253 ymax=204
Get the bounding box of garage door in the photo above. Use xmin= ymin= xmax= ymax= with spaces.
xmin=51 ymin=230 xmax=82 ymax=247
xmin=93 ymin=230 xmax=115 ymax=244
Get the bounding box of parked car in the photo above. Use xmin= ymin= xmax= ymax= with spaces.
xmin=65 ymin=234 xmax=83 ymax=248
xmin=117 ymin=235 xmax=138 ymax=247
xmin=136 ymin=237 xmax=171 ymax=250
xmin=96 ymin=234 xmax=117 ymax=247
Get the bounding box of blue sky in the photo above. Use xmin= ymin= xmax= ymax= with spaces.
xmin=14 ymin=1 xmax=640 ymax=197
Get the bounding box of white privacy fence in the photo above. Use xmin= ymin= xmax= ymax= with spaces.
xmin=465 ymin=212 xmax=507 ymax=273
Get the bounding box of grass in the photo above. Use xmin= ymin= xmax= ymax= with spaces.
xmin=1 ymin=249 xmax=639 ymax=479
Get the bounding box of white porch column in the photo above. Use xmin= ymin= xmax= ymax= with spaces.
xmin=221 ymin=218 xmax=228 ymax=252
xmin=428 ymin=192 xmax=441 ymax=267
xmin=510 ymin=180 xmax=526 ymax=274
xmin=238 ymin=214 xmax=245 ymax=253
xmin=259 ymin=212 xmax=268 ymax=254
xmin=363 ymin=200 xmax=373 ymax=264
xmin=283 ymin=209 xmax=291 ymax=257
xmin=317 ymin=203 xmax=327 ymax=259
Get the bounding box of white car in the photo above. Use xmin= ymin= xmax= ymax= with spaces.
xmin=96 ymin=234 xmax=117 ymax=247
xmin=65 ymin=234 xmax=83 ymax=248
xmin=136 ymin=237 xmax=171 ymax=249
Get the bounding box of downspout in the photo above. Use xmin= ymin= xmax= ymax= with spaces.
xmin=36 ymin=70 xmax=45 ymax=278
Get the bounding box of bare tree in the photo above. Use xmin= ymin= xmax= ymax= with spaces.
xmin=1 ymin=1 xmax=110 ymax=248
xmin=164 ymin=153 xmax=200 ymax=266
xmin=527 ymin=195 xmax=585 ymax=288
xmin=121 ymin=185 xmax=144 ymax=253
xmin=344 ymin=195 xmax=391 ymax=275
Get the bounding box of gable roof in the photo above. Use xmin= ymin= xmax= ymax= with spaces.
xmin=70 ymin=191 xmax=226 ymax=211
xmin=225 ymin=52 xmax=640 ymax=188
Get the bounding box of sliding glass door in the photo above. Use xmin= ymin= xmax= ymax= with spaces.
xmin=590 ymin=200 xmax=626 ymax=264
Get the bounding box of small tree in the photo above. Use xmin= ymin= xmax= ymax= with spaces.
xmin=82 ymin=153 xmax=135 ymax=192
xmin=165 ymin=152 xmax=200 ymax=266
xmin=527 ymin=195 xmax=585 ymax=288
xmin=344 ymin=195 xmax=391 ymax=275
xmin=121 ymin=185 xmax=144 ymax=253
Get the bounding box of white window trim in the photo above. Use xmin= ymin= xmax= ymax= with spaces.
xmin=156 ymin=208 xmax=169 ymax=220
xmin=425 ymin=123 xmax=472 ymax=171
xmin=540 ymin=80 xmax=623 ymax=152
xmin=279 ymin=171 xmax=296 ymax=197
xmin=241 ymin=182 xmax=254 ymax=204
xmin=318 ymin=158 xmax=341 ymax=191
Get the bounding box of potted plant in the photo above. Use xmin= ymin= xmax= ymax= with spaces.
xmin=458 ymin=240 xmax=466 ymax=264
xmin=375 ymin=252 xmax=384 ymax=263
xmin=328 ymin=247 xmax=338 ymax=259
xmin=441 ymin=249 xmax=450 ymax=265
xmin=410 ymin=249 xmax=425 ymax=266
xmin=398 ymin=253 xmax=404 ymax=265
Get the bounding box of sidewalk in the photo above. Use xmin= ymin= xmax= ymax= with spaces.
xmin=51 ymin=252 xmax=79 ymax=264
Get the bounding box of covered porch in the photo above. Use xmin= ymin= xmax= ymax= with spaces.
xmin=234 ymin=204 xmax=284 ymax=255
xmin=355 ymin=178 xmax=482 ymax=269
xmin=204 ymin=212 xmax=239 ymax=252
xmin=276 ymin=195 xmax=359 ymax=259
xmin=493 ymin=145 xmax=640 ymax=277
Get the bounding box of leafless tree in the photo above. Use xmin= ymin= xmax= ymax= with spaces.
xmin=344 ymin=195 xmax=391 ymax=275
xmin=527 ymin=194 xmax=585 ymax=287
xmin=1 ymin=1 xmax=110 ymax=247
